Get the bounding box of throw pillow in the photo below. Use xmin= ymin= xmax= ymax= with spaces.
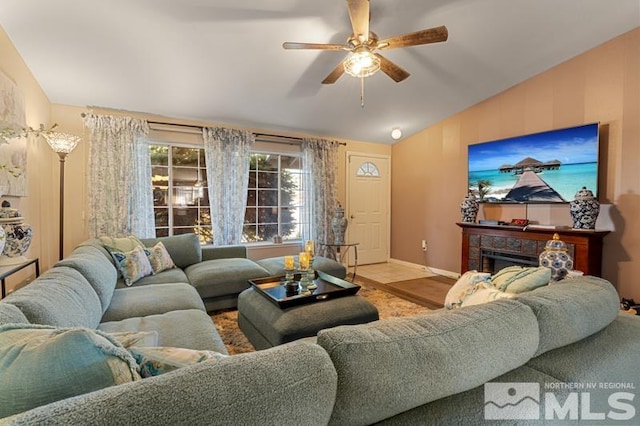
xmin=110 ymin=245 xmax=154 ymax=286
xmin=129 ymin=346 xmax=228 ymax=378
xmin=444 ymin=270 xmax=491 ymax=309
xmin=460 ymin=287 xmax=515 ymax=307
xmin=108 ymin=330 xmax=159 ymax=349
xmin=100 ymin=235 xmax=144 ymax=252
xmin=0 ymin=323 xmax=140 ymax=418
xmin=145 ymin=242 xmax=176 ymax=274
xmin=491 ymin=266 xmax=551 ymax=294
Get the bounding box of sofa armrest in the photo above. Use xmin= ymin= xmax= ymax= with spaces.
xmin=4 ymin=342 xmax=337 ymax=426
xmin=201 ymin=245 xmax=247 ymax=261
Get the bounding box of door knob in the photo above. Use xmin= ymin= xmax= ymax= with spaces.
xmin=350 ymin=215 xmax=355 ymax=219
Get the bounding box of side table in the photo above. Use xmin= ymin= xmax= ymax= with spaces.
xmin=318 ymin=242 xmax=359 ymax=281
xmin=0 ymin=258 xmax=39 ymax=298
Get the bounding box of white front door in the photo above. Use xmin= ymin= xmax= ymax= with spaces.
xmin=346 ymin=153 xmax=390 ymax=265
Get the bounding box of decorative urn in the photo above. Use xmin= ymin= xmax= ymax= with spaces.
xmin=0 ymin=201 xmax=33 ymax=265
xmin=539 ymin=233 xmax=574 ymax=281
xmin=460 ymin=192 xmax=479 ymax=223
xmin=569 ymin=186 xmax=599 ymax=229
xmin=331 ymin=203 xmax=348 ymax=245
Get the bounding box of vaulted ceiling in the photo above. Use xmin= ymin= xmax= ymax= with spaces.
xmin=1 ymin=0 xmax=638 ymax=143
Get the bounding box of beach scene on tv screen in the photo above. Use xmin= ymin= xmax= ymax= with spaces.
xmin=468 ymin=124 xmax=598 ymax=203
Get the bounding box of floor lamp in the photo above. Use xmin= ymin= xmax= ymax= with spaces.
xmin=42 ymin=132 xmax=81 ymax=260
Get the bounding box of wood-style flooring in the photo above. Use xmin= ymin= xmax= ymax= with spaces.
xmin=357 ymin=263 xmax=455 ymax=309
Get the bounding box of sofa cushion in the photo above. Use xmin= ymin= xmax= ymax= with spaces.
xmin=129 ymin=346 xmax=228 ymax=377
xmin=4 ymin=342 xmax=337 ymax=426
xmin=110 ymin=245 xmax=155 ymax=286
xmin=99 ymin=309 xmax=228 ymax=355
xmin=56 ymin=245 xmax=118 ymax=312
xmin=185 ymin=258 xmax=270 ymax=299
xmin=317 ymin=299 xmax=539 ymax=426
xmin=3 ymin=267 xmax=103 ymax=328
xmin=515 ymin=275 xmax=620 ymax=356
xmin=0 ymin=301 xmax=29 ymax=324
xmin=140 ymin=233 xmax=202 ymax=269
xmin=102 ymin=283 xmax=206 ymax=322
xmin=526 ymin=314 xmax=640 ymax=386
xmin=0 ymin=323 xmax=139 ymax=418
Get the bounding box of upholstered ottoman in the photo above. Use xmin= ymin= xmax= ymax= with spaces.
xmin=237 ymin=287 xmax=379 ymax=350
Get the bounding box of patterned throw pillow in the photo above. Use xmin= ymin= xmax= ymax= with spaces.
xmin=145 ymin=242 xmax=176 ymax=274
xmin=129 ymin=346 xmax=228 ymax=378
xmin=444 ymin=270 xmax=491 ymax=309
xmin=110 ymin=245 xmax=154 ymax=286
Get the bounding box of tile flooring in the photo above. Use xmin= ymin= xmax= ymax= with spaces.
xmin=357 ymin=262 xmax=435 ymax=284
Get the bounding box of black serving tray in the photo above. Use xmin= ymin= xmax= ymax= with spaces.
xmin=249 ymin=270 xmax=360 ymax=309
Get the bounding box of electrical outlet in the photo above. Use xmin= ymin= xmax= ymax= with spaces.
xmin=421 ymin=240 xmax=427 ymax=251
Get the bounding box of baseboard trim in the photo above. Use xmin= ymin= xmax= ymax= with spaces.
xmin=388 ymin=258 xmax=460 ymax=280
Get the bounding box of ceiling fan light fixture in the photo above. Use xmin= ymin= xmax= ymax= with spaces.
xmin=344 ymin=48 xmax=380 ymax=78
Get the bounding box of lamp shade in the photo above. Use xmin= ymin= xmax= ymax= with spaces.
xmin=42 ymin=132 xmax=81 ymax=154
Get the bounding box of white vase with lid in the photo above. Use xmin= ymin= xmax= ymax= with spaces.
xmin=0 ymin=201 xmax=33 ymax=266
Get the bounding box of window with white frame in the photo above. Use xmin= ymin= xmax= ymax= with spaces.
xmin=150 ymin=145 xmax=213 ymax=244
xmin=149 ymin=144 xmax=305 ymax=244
xmin=244 ymin=152 xmax=305 ymax=243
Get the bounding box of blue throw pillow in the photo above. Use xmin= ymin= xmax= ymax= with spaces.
xmin=0 ymin=324 xmax=140 ymax=418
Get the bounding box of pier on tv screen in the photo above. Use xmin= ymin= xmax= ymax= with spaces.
xmin=467 ymin=123 xmax=599 ymax=203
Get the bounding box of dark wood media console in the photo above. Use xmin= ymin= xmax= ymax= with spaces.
xmin=457 ymin=223 xmax=609 ymax=276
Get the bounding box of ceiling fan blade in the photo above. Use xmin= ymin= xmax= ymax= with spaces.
xmin=377 ymin=25 xmax=448 ymax=50
xmin=346 ymin=0 xmax=370 ymax=42
xmin=283 ymin=42 xmax=349 ymax=50
xmin=375 ymin=53 xmax=410 ymax=82
xmin=322 ymin=60 xmax=346 ymax=84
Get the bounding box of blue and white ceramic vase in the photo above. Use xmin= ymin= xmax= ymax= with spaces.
xmin=539 ymin=233 xmax=574 ymax=281
xmin=569 ymin=187 xmax=599 ymax=229
xmin=460 ymin=192 xmax=479 ymax=223
xmin=331 ymin=204 xmax=348 ymax=245
xmin=0 ymin=205 xmax=33 ymax=265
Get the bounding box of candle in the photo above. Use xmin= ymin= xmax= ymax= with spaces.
xmin=299 ymin=252 xmax=310 ymax=270
xmin=284 ymin=255 xmax=295 ymax=270
xmin=304 ymin=240 xmax=315 ymax=258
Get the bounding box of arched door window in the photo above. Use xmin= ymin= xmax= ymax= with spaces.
xmin=356 ymin=161 xmax=380 ymax=177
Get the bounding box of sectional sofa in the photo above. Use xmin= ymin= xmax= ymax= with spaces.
xmin=1 ymin=233 xmax=639 ymax=425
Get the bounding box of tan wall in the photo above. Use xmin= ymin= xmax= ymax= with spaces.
xmin=392 ymin=28 xmax=640 ymax=299
xmin=0 ymin=26 xmax=54 ymax=293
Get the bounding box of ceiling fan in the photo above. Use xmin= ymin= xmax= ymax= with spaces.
xmin=282 ymin=0 xmax=448 ymax=88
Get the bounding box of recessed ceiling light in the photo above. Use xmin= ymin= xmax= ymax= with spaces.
xmin=391 ymin=128 xmax=402 ymax=140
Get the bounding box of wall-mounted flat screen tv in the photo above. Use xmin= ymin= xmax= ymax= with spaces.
xmin=468 ymin=123 xmax=599 ymax=203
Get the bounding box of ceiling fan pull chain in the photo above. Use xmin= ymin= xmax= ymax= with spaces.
xmin=360 ymin=76 xmax=365 ymax=108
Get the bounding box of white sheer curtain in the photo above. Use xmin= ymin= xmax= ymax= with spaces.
xmin=301 ymin=137 xmax=340 ymax=256
xmin=202 ymin=126 xmax=254 ymax=245
xmin=83 ymin=114 xmax=154 ymax=238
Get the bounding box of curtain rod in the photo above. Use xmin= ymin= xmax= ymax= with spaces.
xmin=80 ymin=114 xmax=345 ymax=145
